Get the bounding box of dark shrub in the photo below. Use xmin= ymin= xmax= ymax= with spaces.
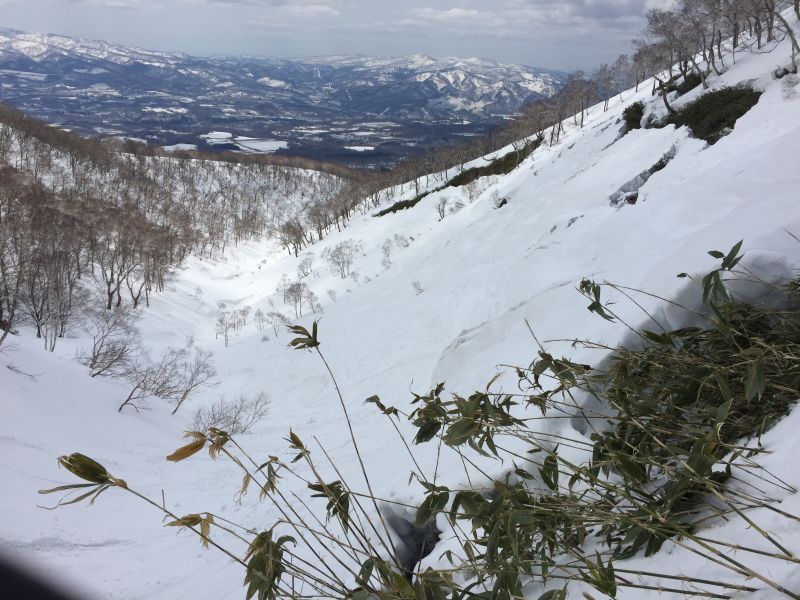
xmin=375 ymin=138 xmax=542 ymax=217
xmin=675 ymin=71 xmax=703 ymax=96
xmin=622 ymin=101 xmax=645 ymax=131
xmin=648 ymin=154 xmax=671 ymax=174
xmin=665 ymin=87 xmax=762 ymax=144
xmin=448 ymin=138 xmax=541 ymax=188
xmin=373 ymin=189 xmax=436 ymax=217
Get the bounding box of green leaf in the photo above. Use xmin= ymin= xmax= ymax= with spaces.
xmin=356 ymin=558 xmax=374 ymax=588
xmin=416 ymin=490 xmax=449 ymax=524
xmin=715 ymin=400 xmax=732 ymax=424
xmin=38 ymin=483 xmax=97 ymax=495
xmin=413 ymin=419 xmax=441 ymax=445
xmin=745 ymin=359 xmax=765 ymax=401
xmin=714 ymin=371 xmax=733 ymax=402
xmin=444 ymin=418 xmax=478 ymax=447
xmin=57 ymin=453 xmax=112 ymax=484
xmin=287 ymin=429 xmax=305 ymax=450
xmin=308 ymin=480 xmax=350 ymax=531
xmin=642 ymin=330 xmax=674 ymax=346
xmin=537 ymin=587 xmax=568 ymax=600
xmin=40 ymin=484 xmax=110 ymax=509
xmin=615 ymin=452 xmax=648 ymax=484
xmin=287 ymin=322 xmax=320 ymax=349
xmin=721 ymin=240 xmax=744 ymax=270
xmin=539 ymin=452 xmax=559 ymax=491
xmin=514 ymin=467 xmax=534 ymax=480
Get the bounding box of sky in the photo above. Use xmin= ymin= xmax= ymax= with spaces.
xmin=0 ymin=0 xmax=672 ymax=70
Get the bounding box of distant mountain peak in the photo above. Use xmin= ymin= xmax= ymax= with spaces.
xmin=0 ymin=28 xmax=567 ymax=165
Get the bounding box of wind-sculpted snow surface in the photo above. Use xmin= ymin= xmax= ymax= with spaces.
xmin=2 ymin=25 xmax=800 ymax=600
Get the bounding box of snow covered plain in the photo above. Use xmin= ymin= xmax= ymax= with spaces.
xmin=3 ymin=30 xmax=800 ymax=600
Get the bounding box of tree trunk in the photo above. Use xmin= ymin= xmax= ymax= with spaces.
xmin=709 ymin=41 xmax=722 ymax=75
xmin=755 ymin=16 xmax=763 ymax=49
xmin=766 ymin=1 xmax=775 ymax=42
xmin=689 ymin=56 xmax=709 ymax=89
xmin=774 ymin=10 xmax=800 ymax=72
xmin=656 ymin=79 xmax=676 ymax=114
xmin=119 ymin=384 xmax=143 ymax=412
xmin=171 ymin=391 xmax=190 ymax=415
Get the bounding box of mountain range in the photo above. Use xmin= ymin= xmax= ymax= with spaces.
xmin=0 ymin=28 xmax=566 ymax=165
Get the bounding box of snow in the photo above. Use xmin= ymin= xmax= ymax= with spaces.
xmin=73 ymin=67 xmax=109 ymax=75
xmin=77 ymin=83 xmax=120 ymax=96
xmin=345 ymin=145 xmax=375 ymax=152
xmin=3 ymin=23 xmax=800 ymax=600
xmin=257 ymin=76 xmax=289 ymax=88
xmin=198 ymin=132 xmax=287 ymax=153
xmin=233 ymin=138 xmax=288 ymax=153
xmin=0 ymin=28 xmax=184 ymax=66
xmin=0 ymin=69 xmax=47 ymax=81
xmin=162 ymin=143 xmax=198 ymax=152
xmin=200 ymin=131 xmax=234 ymax=142
xmin=142 ymin=107 xmax=189 ymax=115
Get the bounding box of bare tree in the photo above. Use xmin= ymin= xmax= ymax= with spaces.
xmin=170 ymin=346 xmax=217 ymax=415
xmin=297 ymin=253 xmax=314 ymax=279
xmin=465 ymin=180 xmax=482 ymax=203
xmin=118 ymin=358 xmax=158 ymax=413
xmin=237 ymin=306 xmax=252 ymax=329
xmin=286 ymin=281 xmax=307 ymax=317
xmin=254 ymin=308 xmax=267 ymax=331
xmin=275 ymin=274 xmax=291 ymax=304
xmin=0 ymin=185 xmax=27 ymax=347
xmin=303 ymin=287 xmax=322 ymax=314
xmin=192 ymin=392 xmax=270 ymax=434
xmin=216 ymin=312 xmax=233 ymax=347
xmin=323 ymin=240 xmax=358 ymax=279
xmin=118 ymin=345 xmax=216 ymax=414
xmin=79 ymin=306 xmax=138 ymax=378
xmin=277 ymin=219 xmax=307 ymax=257
xmin=393 ymin=234 xmax=410 ymax=248
xmin=436 ymin=197 xmax=449 ymax=220
xmin=266 ymin=311 xmax=289 ymax=336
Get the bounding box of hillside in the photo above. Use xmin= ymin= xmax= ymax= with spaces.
xmin=2 ymin=18 xmax=800 ymax=600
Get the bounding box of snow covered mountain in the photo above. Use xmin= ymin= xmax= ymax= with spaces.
xmin=3 ymin=16 xmax=800 ymax=600
xmin=0 ymin=28 xmax=565 ymax=165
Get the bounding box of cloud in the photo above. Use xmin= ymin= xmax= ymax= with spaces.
xmin=284 ymin=3 xmax=339 ymax=17
xmin=410 ymin=7 xmax=504 ymax=26
xmin=506 ymin=0 xmax=651 ymax=24
xmin=207 ymin=0 xmax=339 ymax=14
xmin=63 ymin=0 xmax=163 ymax=8
xmin=9 ymin=0 xmax=657 ymax=68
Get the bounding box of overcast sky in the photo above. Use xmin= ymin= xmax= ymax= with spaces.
xmin=0 ymin=0 xmax=670 ymax=70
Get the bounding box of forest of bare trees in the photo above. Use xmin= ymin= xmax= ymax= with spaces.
xmin=0 ymin=103 xmax=366 ymax=353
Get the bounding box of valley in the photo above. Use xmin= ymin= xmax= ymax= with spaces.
xmin=0 ymin=29 xmax=566 ymax=166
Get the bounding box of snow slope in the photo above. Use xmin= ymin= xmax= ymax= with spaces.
xmin=2 ymin=29 xmax=800 ymax=600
